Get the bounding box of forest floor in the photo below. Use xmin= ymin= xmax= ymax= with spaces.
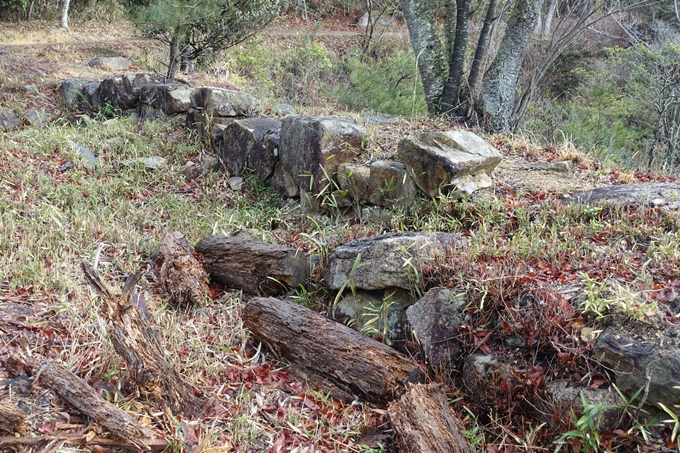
xmin=2 ymin=15 xmax=680 ymax=453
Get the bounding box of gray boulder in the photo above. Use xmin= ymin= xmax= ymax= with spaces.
xmin=221 ymin=117 xmax=282 ymax=180
xmin=98 ymin=73 xmax=165 ymax=111
xmin=572 ymin=182 xmax=680 ymax=208
xmin=139 ymin=84 xmax=193 ymax=115
xmin=79 ymin=82 xmax=102 ymax=112
xmin=462 ymin=354 xmax=512 ymax=396
xmin=271 ymin=162 xmax=299 ymax=198
xmin=592 ymin=322 xmax=680 ymax=411
xmin=190 ymin=87 xmax=259 ymax=117
xmin=539 ymin=382 xmax=623 ymax=432
xmin=279 ymin=115 xmax=366 ymax=194
xmin=367 ymin=160 xmax=418 ymax=207
xmin=338 ymin=163 xmax=371 ymax=203
xmin=59 ymin=78 xmax=91 ymax=110
xmin=26 ymin=109 xmax=47 ymax=128
xmin=406 ymin=288 xmax=467 ymax=367
xmin=397 ymin=130 xmax=502 ymax=197
xmin=324 ymin=232 xmax=468 ymax=291
xmin=87 ymin=57 xmax=132 ymax=71
xmin=0 ymin=107 xmax=20 ymax=132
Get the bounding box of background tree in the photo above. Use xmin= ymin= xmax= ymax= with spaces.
xmin=124 ymin=0 xmax=280 ymax=80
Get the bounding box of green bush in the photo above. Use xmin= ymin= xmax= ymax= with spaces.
xmin=334 ymin=50 xmax=427 ymax=116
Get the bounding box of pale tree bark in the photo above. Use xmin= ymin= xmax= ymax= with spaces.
xmin=400 ymin=0 xmax=448 ymax=113
xmin=481 ymin=0 xmax=544 ymax=132
xmin=466 ymin=0 xmax=501 ymax=101
xmin=61 ymin=0 xmax=70 ymax=29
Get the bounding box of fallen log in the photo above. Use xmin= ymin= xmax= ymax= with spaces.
xmin=153 ymin=231 xmax=209 ymax=306
xmin=388 ymin=383 xmax=473 ymax=453
xmin=195 ymin=236 xmax=309 ymax=296
xmin=36 ymin=359 xmax=154 ymax=451
xmin=81 ymin=262 xmax=203 ymax=417
xmin=0 ymin=400 xmax=26 ymax=433
xmin=0 ymin=434 xmax=168 ymax=451
xmin=242 ymin=297 xmax=425 ymax=405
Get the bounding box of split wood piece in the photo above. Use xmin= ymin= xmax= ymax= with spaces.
xmin=37 ymin=359 xmax=154 ymax=451
xmin=0 ymin=400 xmax=26 ymax=433
xmin=153 ymin=231 xmax=209 ymax=306
xmin=0 ymin=434 xmax=168 ymax=451
xmin=242 ymin=297 xmax=425 ymax=405
xmin=387 ymin=383 xmax=474 ymax=453
xmin=81 ymin=262 xmax=203 ymax=417
xmin=195 ymin=236 xmax=309 ymax=296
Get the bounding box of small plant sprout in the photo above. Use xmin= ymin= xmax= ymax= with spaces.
xmin=333 ymin=253 xmax=368 ymax=309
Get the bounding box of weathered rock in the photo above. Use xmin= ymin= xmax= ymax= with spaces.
xmin=300 ymin=190 xmax=322 ymax=215
xmin=68 ymin=140 xmax=97 ymax=167
xmin=139 ymin=84 xmax=192 ymax=115
xmin=335 ymin=289 xmax=414 ymax=345
xmin=572 ymin=182 xmax=680 ymax=209
xmin=120 ymin=156 xmax=166 ymax=169
xmin=26 ymin=109 xmax=47 ymax=128
xmin=397 ymin=130 xmax=502 ymax=197
xmin=0 ymin=107 xmax=20 ymax=131
xmin=539 ymin=381 xmax=623 ymax=432
xmin=462 ymin=354 xmax=512 ymax=397
xmin=87 ymin=56 xmax=133 ymax=71
xmin=228 ymin=176 xmax=244 ymax=191
xmin=201 ymin=155 xmax=222 ymax=173
xmin=406 ymin=288 xmax=466 ymax=368
xmin=221 ymin=117 xmax=282 ymax=180
xmin=273 ymin=103 xmax=295 ymax=115
xmin=190 ymin=87 xmax=259 ymax=116
xmin=79 ymin=82 xmax=102 ymax=112
xmin=271 ymin=162 xmax=299 ymax=198
xmin=325 ymin=232 xmax=468 ymax=291
xmin=98 ymin=73 xmax=165 ymax=111
xmin=592 ymin=322 xmax=680 ymax=411
xmin=279 ymin=115 xmax=366 ymax=194
xmin=338 ymin=163 xmax=371 ymax=203
xmin=195 ymin=236 xmax=309 ymax=296
xmin=24 ymin=84 xmax=38 ymax=92
xmin=368 ymin=160 xmax=418 ymax=207
xmin=59 ymin=78 xmax=91 ymax=109
xmin=363 ymin=114 xmax=399 ymax=124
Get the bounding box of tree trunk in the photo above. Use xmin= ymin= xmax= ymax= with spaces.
xmin=37 ymin=359 xmax=154 ymax=451
xmin=481 ymin=0 xmax=544 ymax=132
xmin=388 ymin=383 xmax=474 ymax=453
xmin=468 ymin=0 xmax=500 ymax=93
xmin=60 ymin=0 xmax=70 ymax=29
xmin=441 ymin=0 xmax=472 ymax=114
xmin=242 ymin=297 xmax=425 ymax=405
xmin=399 ymin=0 xmax=448 ymax=113
xmin=81 ymin=262 xmax=203 ymax=417
xmin=167 ymin=35 xmax=180 ymax=81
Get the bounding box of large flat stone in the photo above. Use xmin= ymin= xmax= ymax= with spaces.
xmin=571 ymin=182 xmax=680 ymax=208
xmin=190 ymin=87 xmax=259 ymax=117
xmin=221 ymin=117 xmax=281 ymax=180
xmin=324 ymin=232 xmax=468 ymax=291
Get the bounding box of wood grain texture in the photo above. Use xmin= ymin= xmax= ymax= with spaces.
xmin=195 ymin=236 xmax=309 ymax=296
xmin=154 ymin=231 xmax=209 ymax=306
xmin=0 ymin=400 xmax=26 ymax=433
xmin=81 ymin=262 xmax=202 ymax=417
xmin=388 ymin=383 xmax=473 ymax=453
xmin=243 ymin=297 xmax=424 ymax=405
xmin=37 ymin=359 xmax=154 ymax=451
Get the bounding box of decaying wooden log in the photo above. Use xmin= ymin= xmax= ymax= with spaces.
xmin=153 ymin=232 xmax=209 ymax=306
xmin=37 ymin=359 xmax=154 ymax=451
xmin=0 ymin=434 xmax=168 ymax=451
xmin=81 ymin=262 xmax=203 ymax=417
xmin=243 ymin=297 xmax=425 ymax=405
xmin=388 ymin=383 xmax=473 ymax=453
xmin=195 ymin=236 xmax=309 ymax=296
xmin=0 ymin=400 xmax=26 ymax=433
